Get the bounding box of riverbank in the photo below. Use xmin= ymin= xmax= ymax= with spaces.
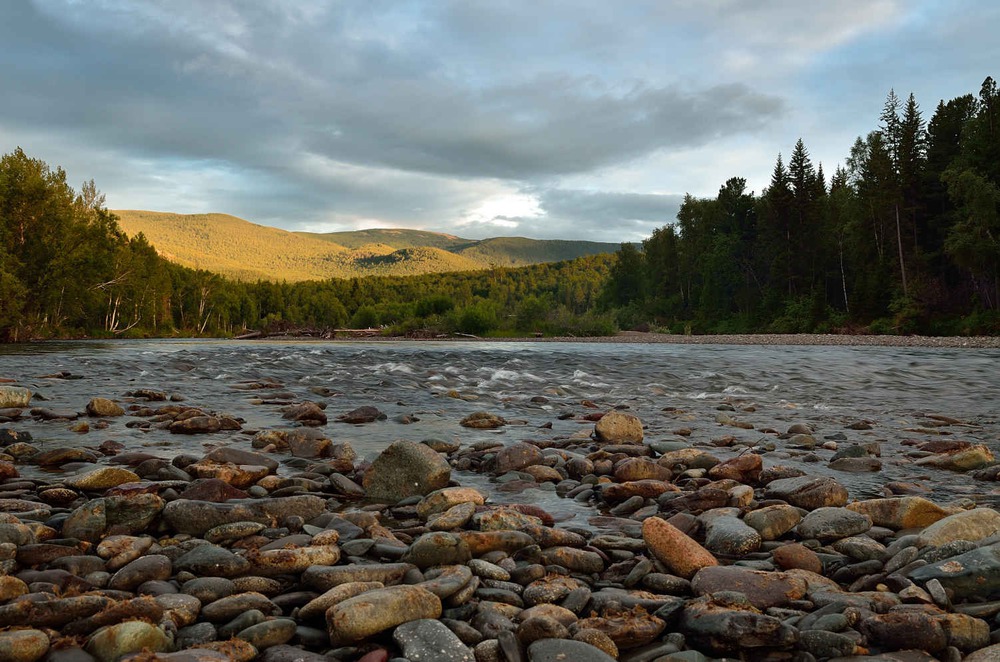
xmin=1 ymin=341 xmax=1000 ymax=660
xmin=256 ymin=330 xmax=1000 ymax=349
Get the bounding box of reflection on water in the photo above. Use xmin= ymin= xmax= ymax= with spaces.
xmin=2 ymin=339 xmax=999 ymax=524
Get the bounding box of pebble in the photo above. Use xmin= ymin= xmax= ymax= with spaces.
xmin=0 ymin=386 xmax=997 ymax=662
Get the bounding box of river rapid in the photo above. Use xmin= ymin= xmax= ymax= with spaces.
xmin=2 ymin=339 xmax=999 ymax=528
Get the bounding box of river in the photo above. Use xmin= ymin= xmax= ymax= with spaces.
xmin=2 ymin=339 xmax=999 ymax=526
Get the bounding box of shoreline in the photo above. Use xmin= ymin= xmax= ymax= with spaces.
xmin=254 ymin=331 xmax=1000 ymax=349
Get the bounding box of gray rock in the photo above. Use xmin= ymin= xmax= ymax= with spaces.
xmin=527 ymin=639 xmax=617 ymax=662
xmin=236 ymin=618 xmax=296 ymax=649
xmin=797 ymin=507 xmax=873 ymax=542
xmin=162 ymin=495 xmax=326 ymax=537
xmin=62 ymin=494 xmax=165 ymax=542
xmin=393 ymin=618 xmax=475 ymax=661
xmin=362 ymin=440 xmax=451 ymax=502
xmin=909 ymin=542 xmax=1000 ymax=600
xmin=763 ymin=476 xmax=848 ymax=510
xmin=703 ymin=515 xmax=761 ymax=555
xmin=175 ymin=544 xmax=251 ymax=578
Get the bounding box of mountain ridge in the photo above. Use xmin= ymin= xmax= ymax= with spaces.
xmin=114 ymin=210 xmax=619 ymax=282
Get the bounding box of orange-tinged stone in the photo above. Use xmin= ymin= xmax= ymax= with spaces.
xmin=642 ymin=516 xmax=717 ymax=579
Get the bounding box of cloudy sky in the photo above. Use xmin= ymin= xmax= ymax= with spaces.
xmin=1 ymin=1 xmax=997 ymax=242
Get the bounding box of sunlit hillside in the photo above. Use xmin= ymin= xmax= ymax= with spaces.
xmin=115 ymin=210 xmax=619 ymax=282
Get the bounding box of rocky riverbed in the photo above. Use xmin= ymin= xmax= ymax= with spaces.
xmin=2 ymin=342 xmax=1000 ymax=661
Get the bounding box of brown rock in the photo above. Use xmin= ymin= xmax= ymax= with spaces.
xmin=642 ymin=516 xmax=718 ymax=579
xmin=691 ymin=565 xmax=807 ymax=609
xmin=772 ymin=542 xmax=823 ymax=574
xmin=326 ymin=585 xmax=442 ymax=645
xmin=593 ymin=411 xmax=643 ymax=444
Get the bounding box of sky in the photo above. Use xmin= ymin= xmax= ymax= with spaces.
xmin=1 ymin=1 xmax=997 ymax=243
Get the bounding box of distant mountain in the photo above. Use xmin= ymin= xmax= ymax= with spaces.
xmin=114 ymin=210 xmax=618 ymax=282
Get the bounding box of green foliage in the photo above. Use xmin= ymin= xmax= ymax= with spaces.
xmin=415 ymin=294 xmax=455 ymax=317
xmin=601 ymin=75 xmax=1000 ymax=336
xmin=455 ymin=300 xmax=499 ymax=335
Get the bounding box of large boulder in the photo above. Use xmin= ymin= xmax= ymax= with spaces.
xmin=362 ymin=440 xmax=450 ymax=502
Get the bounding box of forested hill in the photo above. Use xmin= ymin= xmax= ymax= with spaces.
xmin=604 ymin=76 xmax=1000 ymax=336
xmin=115 ymin=210 xmax=618 ymax=281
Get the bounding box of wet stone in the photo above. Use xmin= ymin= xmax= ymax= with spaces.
xmin=393 ymin=618 xmax=475 ymax=661
xmin=175 ymin=544 xmax=251 ymax=577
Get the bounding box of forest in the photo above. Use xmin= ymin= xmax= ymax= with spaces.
xmin=0 ymin=76 xmax=997 ymax=341
xmin=0 ymin=148 xmax=611 ymax=341
xmin=604 ymin=77 xmax=1000 ymax=335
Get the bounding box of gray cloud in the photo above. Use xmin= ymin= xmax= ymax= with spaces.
xmin=1 ymin=1 xmax=995 ymax=241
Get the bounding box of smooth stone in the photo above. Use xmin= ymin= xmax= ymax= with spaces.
xmin=743 ymin=504 xmax=802 ymax=540
xmin=362 ymin=440 xmax=451 ymax=502
xmin=847 ymin=496 xmax=951 ymax=530
xmin=416 ymin=487 xmax=486 ymax=519
xmin=703 ymin=515 xmax=761 ymax=555
xmin=527 ymin=638 xmax=617 ymax=662
xmin=86 ymin=398 xmax=125 ymax=417
xmin=0 ymin=629 xmax=49 ymax=662
xmin=302 ymin=562 xmax=415 ymax=590
xmin=909 ymin=542 xmax=1000 ymax=600
xmin=403 ymin=532 xmax=472 ymax=569
xmin=594 ymin=411 xmax=644 ymax=444
xmin=679 ymin=594 xmax=797 ymax=655
xmin=201 ymin=592 xmax=280 ymax=622
xmin=690 ymin=565 xmax=808 ymax=609
xmin=393 ymin=618 xmax=475 ymax=661
xmin=0 ymin=387 xmax=31 ymax=408
xmin=797 ymin=507 xmax=873 ymax=542
xmin=108 ymin=554 xmax=172 ymax=591
xmin=236 ymin=618 xmax=296 ymax=649
xmin=62 ymin=494 xmax=165 ymax=542
xmin=539 ymin=547 xmax=604 ymax=574
xmin=642 ymin=516 xmax=718 ymax=579
xmin=175 ymin=544 xmax=251 ymax=578
xmin=326 ymin=585 xmax=442 ymax=645
xmin=181 ymin=577 xmax=235 ymax=603
xmin=298 ymin=581 xmax=384 ymax=621
xmin=914 ymin=444 xmax=995 ymax=471
xmin=494 ymin=443 xmax=544 ymax=473
xmin=916 ymin=508 xmax=1000 ymax=548
xmin=66 ymin=467 xmax=140 ymax=491
xmin=251 ymin=545 xmax=341 ymax=576
xmin=764 ymin=476 xmax=848 ymax=509
xmin=84 ymin=621 xmax=172 ymax=662
xmin=162 ymin=495 xmax=326 ymax=537
xmin=772 ymin=542 xmax=824 ymax=574
xmin=858 ymin=611 xmax=948 ymax=654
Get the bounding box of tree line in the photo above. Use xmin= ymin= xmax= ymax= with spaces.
xmin=603 ymin=77 xmax=1000 ymax=335
xmin=0 ymin=147 xmax=612 ymax=341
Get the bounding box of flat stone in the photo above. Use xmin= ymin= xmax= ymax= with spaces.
xmin=764 ymin=476 xmax=848 ymax=510
xmin=917 ymin=508 xmax=1000 ymax=548
xmin=393 ymin=618 xmax=475 ymax=661
xmin=175 ymin=544 xmax=251 ymax=577
xmin=691 ymin=565 xmax=808 ymax=609
xmin=797 ymin=507 xmax=872 ymax=542
xmin=527 ymin=638 xmax=617 ymax=662
xmin=65 ymin=467 xmax=140 ymax=491
xmin=326 ymin=585 xmax=442 ymax=645
xmin=847 ymin=496 xmax=950 ymax=530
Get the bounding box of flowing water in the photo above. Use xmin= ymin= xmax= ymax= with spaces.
xmin=2 ymin=339 xmax=999 ymax=526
